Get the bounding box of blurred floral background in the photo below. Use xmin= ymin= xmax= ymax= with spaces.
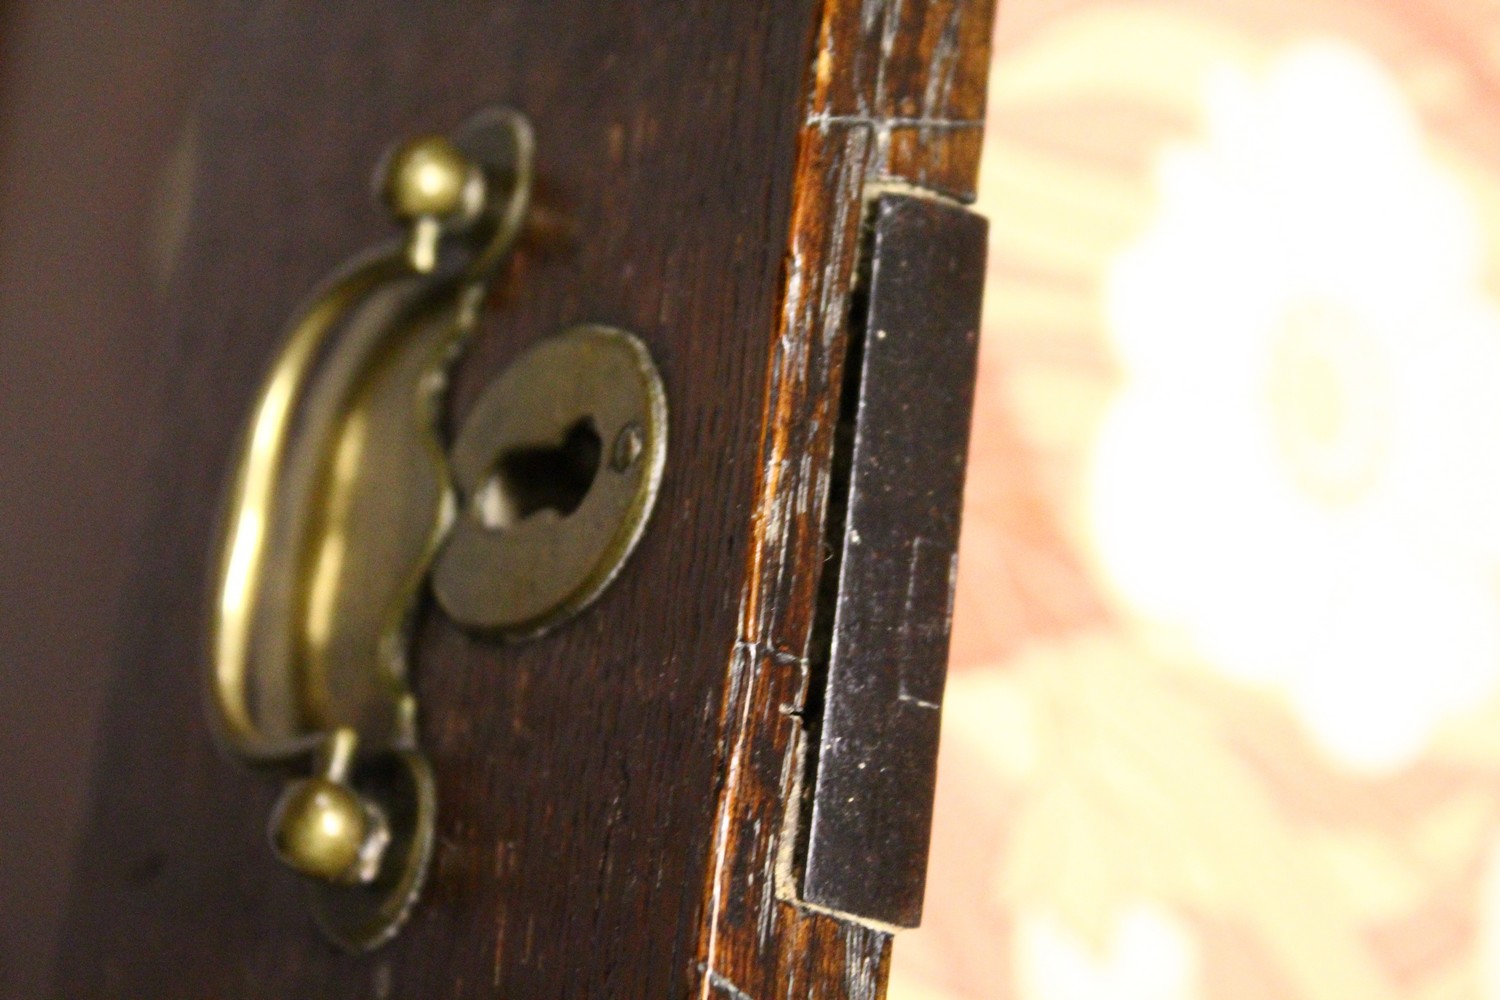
xmin=889 ymin=1 xmax=1500 ymax=997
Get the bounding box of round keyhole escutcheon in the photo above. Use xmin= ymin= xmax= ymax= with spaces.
xmin=432 ymin=325 xmax=667 ymax=637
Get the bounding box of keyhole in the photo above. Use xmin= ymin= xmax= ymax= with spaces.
xmin=475 ymin=418 xmax=602 ymax=530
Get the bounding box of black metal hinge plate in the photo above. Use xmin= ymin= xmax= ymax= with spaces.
xmin=798 ymin=192 xmax=988 ymax=928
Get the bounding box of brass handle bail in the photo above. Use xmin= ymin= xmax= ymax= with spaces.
xmin=209 ymin=105 xmax=668 ymax=953
xmin=208 ymin=107 xmax=533 ymax=951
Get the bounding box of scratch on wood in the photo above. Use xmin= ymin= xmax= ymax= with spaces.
xmin=819 ymin=128 xmax=871 ymax=350
xmin=923 ymin=4 xmax=963 ymax=119
xmin=772 ymin=720 xmax=808 ymax=901
xmin=700 ymin=645 xmax=759 ymax=998
xmin=844 ymin=926 xmax=883 ymax=1000
xmin=756 ymin=810 xmax=780 ymax=948
xmin=733 ymin=639 xmax=808 ymax=670
xmin=876 ymin=0 xmax=905 ymax=78
xmin=809 ymin=114 xmax=983 ymax=130
xmin=701 ymin=964 xmax=759 ymax=1000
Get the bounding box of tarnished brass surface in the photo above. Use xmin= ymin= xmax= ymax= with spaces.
xmin=208 ymin=108 xmax=532 ymax=950
xmin=433 ymin=325 xmax=668 ymax=636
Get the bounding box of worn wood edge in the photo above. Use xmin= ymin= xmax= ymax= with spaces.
xmin=693 ymin=1 xmax=998 ymax=998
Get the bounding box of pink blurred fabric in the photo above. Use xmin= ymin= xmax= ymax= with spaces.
xmin=891 ymin=3 xmax=1500 ymax=998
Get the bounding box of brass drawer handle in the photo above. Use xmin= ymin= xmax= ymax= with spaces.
xmin=207 ymin=107 xmax=665 ymax=950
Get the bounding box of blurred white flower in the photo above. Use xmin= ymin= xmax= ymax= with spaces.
xmin=1090 ymin=39 xmax=1500 ymax=772
xmin=1017 ymin=903 xmax=1200 ymax=1000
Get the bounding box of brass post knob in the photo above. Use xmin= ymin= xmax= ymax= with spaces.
xmin=268 ymin=729 xmax=389 ymax=885
xmin=379 ymin=135 xmax=486 ymax=273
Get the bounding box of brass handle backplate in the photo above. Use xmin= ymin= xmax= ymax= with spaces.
xmin=208 ymin=107 xmax=667 ymax=950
